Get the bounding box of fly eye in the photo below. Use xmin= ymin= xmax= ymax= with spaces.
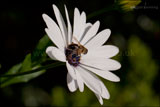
xmin=70 ymin=45 xmax=75 ymax=49
xmin=69 ymin=44 xmax=79 ymax=50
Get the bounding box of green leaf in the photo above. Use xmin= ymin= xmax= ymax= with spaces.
xmin=21 ymin=53 xmax=32 ymax=72
xmin=0 ymin=54 xmax=45 ymax=88
xmin=31 ymin=35 xmax=52 ymax=65
xmin=0 ymin=63 xmax=22 ymax=85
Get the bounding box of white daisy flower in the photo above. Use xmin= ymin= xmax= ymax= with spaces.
xmin=42 ymin=4 xmax=121 ymax=105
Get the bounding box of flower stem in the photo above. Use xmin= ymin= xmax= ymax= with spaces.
xmin=0 ymin=62 xmax=65 ymax=77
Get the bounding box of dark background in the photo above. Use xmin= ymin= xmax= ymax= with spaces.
xmin=0 ymin=0 xmax=159 ymax=106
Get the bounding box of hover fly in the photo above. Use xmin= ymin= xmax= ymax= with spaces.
xmin=65 ymin=37 xmax=88 ymax=66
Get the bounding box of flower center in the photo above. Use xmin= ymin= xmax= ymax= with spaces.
xmin=65 ymin=43 xmax=88 ymax=67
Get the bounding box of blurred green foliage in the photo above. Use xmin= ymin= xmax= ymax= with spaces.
xmin=31 ymin=35 xmax=52 ymax=65
xmin=0 ymin=35 xmax=52 ymax=87
xmin=1 ymin=54 xmax=46 ymax=87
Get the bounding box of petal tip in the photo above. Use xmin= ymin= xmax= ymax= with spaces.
xmin=107 ymin=95 xmax=110 ymax=99
xmin=46 ymin=46 xmax=53 ymax=54
xmin=46 ymin=47 xmax=50 ymax=53
xmin=79 ymin=89 xmax=84 ymax=92
xmin=115 ymin=76 xmax=120 ymax=82
xmin=102 ymin=90 xmax=110 ymax=99
xmin=44 ymin=28 xmax=49 ymax=33
xmin=42 ymin=14 xmax=47 ymax=20
xmin=96 ymin=20 xmax=100 ymax=26
xmin=52 ymin=4 xmax=59 ymax=12
xmin=81 ymin=11 xmax=86 ymax=16
xmin=115 ymin=46 xmax=119 ymax=54
xmin=102 ymin=94 xmax=110 ymax=100
xmin=116 ymin=62 xmax=121 ymax=70
xmin=74 ymin=7 xmax=80 ymax=14
xmin=42 ymin=13 xmax=46 ymax=17
xmin=106 ymin=29 xmax=111 ymax=36
xmin=52 ymin=4 xmax=57 ymax=8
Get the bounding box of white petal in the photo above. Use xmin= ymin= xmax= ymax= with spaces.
xmin=67 ymin=73 xmax=78 ymax=92
xmin=89 ymin=72 xmax=110 ymax=99
xmin=42 ymin=14 xmax=65 ymax=51
xmin=77 ymin=12 xmax=86 ymax=41
xmin=80 ymin=21 xmax=100 ymax=45
xmin=77 ymin=66 xmax=101 ymax=95
xmin=64 ymin=5 xmax=72 ymax=44
xmin=53 ymin=4 xmax=67 ymax=46
xmin=46 ymin=46 xmax=66 ymax=62
xmin=66 ymin=62 xmax=76 ymax=80
xmin=46 ymin=46 xmax=57 ymax=60
xmin=85 ymin=29 xmax=111 ymax=49
xmin=75 ymin=69 xmax=84 ymax=92
xmin=95 ymin=94 xmax=103 ymax=105
xmin=80 ymin=64 xmax=120 ymax=82
xmin=73 ymin=8 xmax=81 ymax=42
xmin=99 ymin=80 xmax=110 ymax=99
xmin=80 ymin=58 xmax=121 ymax=71
xmin=79 ymin=23 xmax=92 ymax=42
xmin=82 ymin=45 xmax=119 ymax=59
xmin=86 ymin=23 xmax=92 ymax=27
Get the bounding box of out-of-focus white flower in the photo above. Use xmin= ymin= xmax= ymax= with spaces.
xmin=42 ymin=4 xmax=121 ymax=105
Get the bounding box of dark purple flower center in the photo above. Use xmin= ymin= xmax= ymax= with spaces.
xmin=65 ymin=44 xmax=81 ymax=67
